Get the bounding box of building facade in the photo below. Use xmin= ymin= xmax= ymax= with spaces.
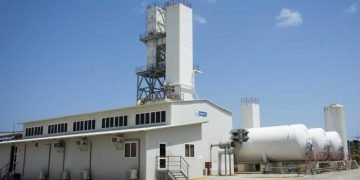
xmin=0 ymin=100 xmax=232 ymax=179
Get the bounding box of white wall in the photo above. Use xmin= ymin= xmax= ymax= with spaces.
xmin=0 ymin=145 xmax=10 ymax=171
xmin=145 ymin=124 xmax=202 ymax=179
xmin=22 ymin=141 xmax=51 ymax=179
xmin=199 ymin=104 xmax=232 ymax=175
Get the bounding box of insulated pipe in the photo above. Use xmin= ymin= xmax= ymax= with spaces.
xmin=211 ymin=141 xmax=234 ymax=176
xmin=62 ymin=142 xmax=66 ymax=171
xmin=47 ymin=143 xmax=52 ymax=179
xmin=22 ymin=144 xmax=27 ymax=177
xmin=89 ymin=141 xmax=92 ymax=175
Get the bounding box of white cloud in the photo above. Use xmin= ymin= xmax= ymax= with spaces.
xmin=345 ymin=1 xmax=360 ymax=14
xmin=276 ymin=8 xmax=303 ymax=27
xmin=194 ymin=14 xmax=207 ymax=24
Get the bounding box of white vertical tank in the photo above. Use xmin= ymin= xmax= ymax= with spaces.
xmin=165 ymin=2 xmax=194 ymax=100
xmin=241 ymin=97 xmax=260 ymax=128
xmin=324 ymin=104 xmax=348 ymax=160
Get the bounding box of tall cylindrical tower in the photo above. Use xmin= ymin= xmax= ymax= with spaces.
xmin=324 ymin=104 xmax=348 ymax=160
xmin=241 ymin=97 xmax=260 ymax=129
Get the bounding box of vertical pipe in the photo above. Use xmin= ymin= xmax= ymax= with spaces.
xmin=47 ymin=144 xmax=52 ymax=179
xmin=22 ymin=144 xmax=27 ymax=177
xmin=229 ymin=151 xmax=232 ymax=175
xmin=62 ymin=143 xmax=66 ymax=171
xmin=138 ymin=139 xmax=140 ymax=180
xmin=224 ymin=147 xmax=227 ymax=176
xmin=89 ymin=141 xmax=92 ymax=175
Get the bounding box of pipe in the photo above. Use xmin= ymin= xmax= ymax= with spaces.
xmin=225 ymin=146 xmax=227 ymax=176
xmin=89 ymin=141 xmax=92 ymax=174
xmin=62 ymin=142 xmax=66 ymax=171
xmin=47 ymin=143 xmax=52 ymax=179
xmin=22 ymin=144 xmax=27 ymax=177
xmin=229 ymin=149 xmax=232 ymax=175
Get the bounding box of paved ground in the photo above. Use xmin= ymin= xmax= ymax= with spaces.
xmin=203 ymin=168 xmax=360 ymax=180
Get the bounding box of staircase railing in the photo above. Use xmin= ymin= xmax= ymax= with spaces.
xmin=156 ymin=156 xmax=189 ymax=179
xmin=0 ymin=163 xmax=9 ymax=179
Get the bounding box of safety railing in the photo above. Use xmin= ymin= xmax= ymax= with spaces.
xmin=156 ymin=156 xmax=189 ymax=179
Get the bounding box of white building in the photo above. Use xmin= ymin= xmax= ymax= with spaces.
xmin=0 ymin=1 xmax=234 ymax=179
xmin=0 ymin=100 xmax=232 ymax=179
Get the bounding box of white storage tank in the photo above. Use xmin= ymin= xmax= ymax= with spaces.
xmin=326 ymin=131 xmax=343 ymax=153
xmin=324 ymin=104 xmax=348 ymax=160
xmin=235 ymin=124 xmax=311 ymax=163
xmin=308 ymin=128 xmax=329 ymax=152
xmin=241 ymin=97 xmax=260 ymax=129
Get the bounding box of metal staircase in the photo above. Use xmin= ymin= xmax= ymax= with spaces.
xmin=168 ymin=170 xmax=187 ymax=180
xmin=156 ymin=156 xmax=189 ymax=180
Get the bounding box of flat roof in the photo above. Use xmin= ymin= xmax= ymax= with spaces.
xmin=0 ymin=121 xmax=208 ymax=145
xmin=20 ymin=99 xmax=231 ymax=124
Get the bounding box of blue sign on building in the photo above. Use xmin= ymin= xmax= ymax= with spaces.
xmin=195 ymin=111 xmax=207 ymax=117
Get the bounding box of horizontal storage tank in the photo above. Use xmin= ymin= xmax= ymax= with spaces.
xmin=235 ymin=124 xmax=310 ymax=163
xmin=308 ymin=128 xmax=329 ymax=152
xmin=326 ymin=131 xmax=343 ymax=153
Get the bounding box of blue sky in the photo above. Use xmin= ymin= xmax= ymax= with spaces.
xmin=0 ymin=0 xmax=359 ymax=139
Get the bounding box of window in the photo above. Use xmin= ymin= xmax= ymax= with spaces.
xmin=91 ymin=120 xmax=95 ymax=130
xmin=102 ymin=118 xmax=105 ymax=128
xmin=73 ymin=120 xmax=95 ymax=132
xmin=136 ymin=114 xmax=140 ymax=125
xmin=136 ymin=111 xmax=166 ymax=125
xmin=161 ymin=111 xmax=166 ymax=122
xmin=115 ymin=117 xmax=119 ymax=127
xmin=151 ymin=112 xmax=155 ymax=123
xmin=140 ymin=114 xmax=145 ymax=124
xmin=156 ymin=111 xmax=161 ymax=123
xmin=110 ymin=117 xmax=114 ymax=127
xmin=73 ymin=122 xmax=77 ymax=131
xmin=124 ymin=116 xmax=128 ymax=126
xmin=101 ymin=116 xmax=128 ymax=128
xmin=25 ymin=126 xmax=44 ymax=137
xmin=84 ymin=121 xmax=88 ymax=130
xmin=125 ymin=142 xmax=137 ymax=158
xmin=145 ymin=113 xmax=150 ymax=124
xmin=48 ymin=123 xmax=68 ymax=134
xmin=77 ymin=122 xmax=81 ymax=131
xmin=185 ymin=144 xmax=195 ymax=157
xmin=119 ymin=116 xmax=123 ymax=126
xmin=106 ymin=118 xmax=110 ymax=128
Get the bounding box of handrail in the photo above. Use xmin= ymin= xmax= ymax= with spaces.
xmin=156 ymin=156 xmax=190 ymax=179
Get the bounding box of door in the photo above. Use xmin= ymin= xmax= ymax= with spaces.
xmin=159 ymin=143 xmax=166 ymax=169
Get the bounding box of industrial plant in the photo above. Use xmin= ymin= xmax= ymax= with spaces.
xmin=0 ymin=1 xmax=358 ymax=180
